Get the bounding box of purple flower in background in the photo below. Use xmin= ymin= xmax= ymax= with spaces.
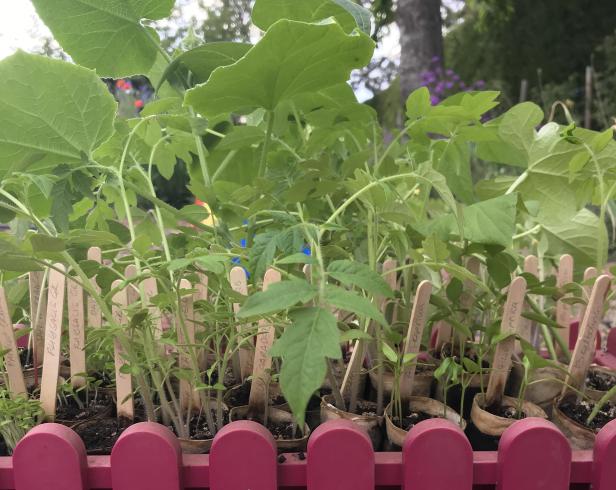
xmin=430 ymin=95 xmax=440 ymax=105
xmin=431 ymin=55 xmax=441 ymax=63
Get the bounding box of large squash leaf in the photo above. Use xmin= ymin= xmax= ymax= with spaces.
xmin=252 ymin=0 xmax=372 ymax=34
xmin=185 ymin=19 xmax=374 ymax=117
xmin=31 ymin=0 xmax=175 ymax=77
xmin=0 ymin=52 xmax=116 ymax=177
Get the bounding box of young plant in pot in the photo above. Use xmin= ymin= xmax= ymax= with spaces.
xmin=231 ymin=269 xmax=311 ymax=451
xmin=467 ymin=276 xmax=548 ymax=451
xmin=383 ymin=280 xmax=466 ymax=448
xmin=552 ymin=274 xmax=614 ymax=449
xmin=0 ymin=385 xmax=42 ymax=456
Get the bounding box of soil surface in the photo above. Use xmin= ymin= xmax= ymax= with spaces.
xmin=56 ymin=391 xmax=112 ymax=423
xmin=238 ymin=414 xmax=300 ymax=440
xmin=485 ymin=404 xmax=527 ymax=419
xmin=173 ymin=407 xmax=229 ymax=440
xmin=560 ymin=399 xmax=616 ymax=431
xmin=74 ymin=417 xmax=132 ymax=455
xmin=392 ymin=410 xmax=437 ymax=431
xmin=586 ymin=370 xmax=616 ymax=392
xmin=333 ymin=398 xmax=378 ymax=417
xmin=209 ymin=366 xmax=237 ymax=388
xmin=225 ymin=380 xmax=285 ymax=407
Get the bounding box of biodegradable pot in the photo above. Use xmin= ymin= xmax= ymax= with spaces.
xmin=320 ymin=394 xmax=383 ymax=450
xmin=552 ymin=397 xmax=601 ymax=450
xmin=384 ymin=396 xmax=466 ymax=448
xmin=229 ymin=405 xmax=310 ymax=452
xmin=323 ymin=366 xmax=368 ymax=395
xmin=507 ymin=360 xmax=567 ymax=416
xmin=368 ymin=365 xmax=435 ymax=399
xmin=468 ymin=393 xmax=547 ymax=451
xmin=585 ymin=365 xmax=616 ymax=403
xmin=178 ymin=400 xmax=229 ymax=454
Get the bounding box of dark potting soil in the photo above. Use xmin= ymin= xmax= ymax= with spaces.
xmin=173 ymin=407 xmax=230 ymax=440
xmin=239 ymin=414 xmax=300 ymax=441
xmin=56 ymin=392 xmax=112 ymax=423
xmin=560 ymin=399 xmax=616 ymax=431
xmin=226 ymin=380 xmax=285 ymax=407
xmin=586 ymin=370 xmax=616 ymax=392
xmin=392 ymin=410 xmax=436 ymax=431
xmin=74 ymin=417 xmax=132 ymax=455
xmin=339 ymin=399 xmax=378 ymax=417
xmin=485 ymin=404 xmax=527 ymax=420
xmin=209 ymin=366 xmax=237 ymax=388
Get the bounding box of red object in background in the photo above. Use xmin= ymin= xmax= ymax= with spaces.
xmin=134 ymin=100 xmax=144 ymax=109
xmin=194 ymin=198 xmax=205 ymax=206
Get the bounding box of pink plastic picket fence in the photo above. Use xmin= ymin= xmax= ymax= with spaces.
xmin=4 ymin=416 xmax=616 ymax=490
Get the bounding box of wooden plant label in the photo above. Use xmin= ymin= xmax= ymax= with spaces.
xmin=517 ymin=255 xmax=539 ymax=353
xmin=112 ymin=280 xmax=133 ymax=420
xmin=230 ymin=266 xmax=252 ymax=381
xmin=248 ymin=269 xmax=281 ymax=412
xmin=485 ymin=276 xmax=527 ymax=406
xmin=563 ymin=274 xmax=611 ymax=395
xmin=579 ymin=266 xmax=598 ymax=324
xmin=141 ymin=276 xmax=162 ymax=341
xmin=178 ymin=279 xmax=200 ymax=411
xmin=0 ymin=287 xmax=26 ymax=396
xmin=87 ymin=247 xmax=102 ymax=328
xmin=67 ymin=277 xmax=86 ymax=388
xmin=194 ymin=272 xmax=208 ymax=371
xmin=556 ymin=254 xmax=574 ymax=358
xmin=399 ymin=280 xmax=432 ymax=400
xmin=40 ymin=265 xmax=66 ymax=420
xmin=340 ymin=340 xmax=365 ymax=398
xmin=124 ymin=264 xmax=140 ymax=306
xmin=28 ymin=271 xmax=47 ymax=363
xmin=434 ymin=321 xmax=453 ymax=352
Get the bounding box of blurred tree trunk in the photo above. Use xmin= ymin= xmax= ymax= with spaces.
xmin=397 ymin=0 xmax=444 ymax=103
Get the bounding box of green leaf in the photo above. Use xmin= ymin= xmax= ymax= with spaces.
xmin=237 ymin=279 xmax=317 ymax=318
xmin=325 ymin=285 xmax=387 ymax=326
xmin=542 ymin=208 xmax=608 ymax=271
xmin=0 ymin=52 xmax=116 ymax=177
xmin=29 ymin=234 xmax=66 ymax=253
xmin=185 ymin=19 xmax=374 ymax=117
xmin=31 ymin=0 xmax=175 ymax=77
xmin=159 ymin=42 xmax=252 ymax=91
xmin=276 ymin=253 xmax=314 ymax=265
xmin=422 ymin=234 xmax=450 ymax=262
xmin=406 ymin=87 xmax=431 ymax=120
xmin=270 ymin=306 xmax=341 ymax=426
xmin=327 ymin=260 xmax=393 ymax=298
xmin=339 ymin=329 xmax=372 ymax=342
xmin=252 ymin=0 xmax=372 ymax=34
xmin=498 ymin=102 xmax=544 ymax=154
xmin=218 ymin=126 xmax=265 ymax=150
xmin=382 ymin=342 xmax=398 ymax=363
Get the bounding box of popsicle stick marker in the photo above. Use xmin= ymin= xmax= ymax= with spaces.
xmin=177 ymin=279 xmax=200 ymax=411
xmin=0 ymin=287 xmax=26 ymax=396
xmin=40 ymin=264 xmax=67 ymax=420
xmin=87 ymin=247 xmax=102 ymax=328
xmin=112 ymin=280 xmax=133 ymax=420
xmin=248 ymin=268 xmax=281 ymax=416
xmin=517 ymin=255 xmax=539 ymax=353
xmin=67 ymin=276 xmax=86 ymax=388
xmin=230 ymin=267 xmax=252 ymax=381
xmin=399 ymin=280 xmax=432 ymax=400
xmin=563 ymin=274 xmax=611 ymax=396
xmin=556 ymin=254 xmax=574 ymax=358
xmin=124 ymin=265 xmax=140 ymax=306
xmin=28 ymin=271 xmax=47 ymax=363
xmin=579 ymin=266 xmax=598 ymax=324
xmin=485 ymin=276 xmax=527 ymax=407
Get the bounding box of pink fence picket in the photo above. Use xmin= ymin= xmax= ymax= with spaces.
xmin=111 ymin=422 xmax=182 ymax=490
xmin=13 ymin=423 xmax=88 ymax=490
xmin=209 ymin=420 xmax=276 ymax=490
xmin=592 ymin=418 xmax=616 ymax=489
xmin=497 ymin=418 xmax=571 ymax=490
xmin=307 ymin=420 xmax=374 ymax=490
xmin=403 ymin=418 xmax=472 ymax=490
